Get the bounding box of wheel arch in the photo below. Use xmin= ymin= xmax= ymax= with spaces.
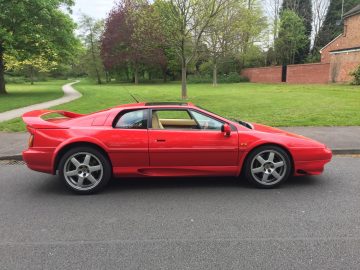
xmin=53 ymin=141 xmax=112 ymax=174
xmin=240 ymin=143 xmax=295 ymax=176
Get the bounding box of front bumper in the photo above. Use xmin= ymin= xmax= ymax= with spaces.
xmin=292 ymin=147 xmax=332 ymax=175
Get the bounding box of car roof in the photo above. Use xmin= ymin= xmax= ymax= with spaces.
xmin=114 ymin=102 xmax=195 ymax=109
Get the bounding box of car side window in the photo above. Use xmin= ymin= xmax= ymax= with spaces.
xmin=115 ymin=109 xmax=148 ymax=129
xmin=190 ymin=110 xmax=223 ymax=130
xmin=152 ymin=109 xmax=199 ymax=130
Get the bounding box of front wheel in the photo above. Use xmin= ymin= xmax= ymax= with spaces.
xmin=243 ymin=145 xmax=292 ymax=188
xmin=59 ymin=147 xmax=111 ymax=194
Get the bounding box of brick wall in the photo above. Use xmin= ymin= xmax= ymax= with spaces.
xmin=287 ymin=63 xmax=330 ymax=84
xmin=330 ymin=51 xmax=360 ymax=82
xmin=241 ymin=66 xmax=282 ymax=83
xmin=242 ymin=63 xmax=330 ymax=84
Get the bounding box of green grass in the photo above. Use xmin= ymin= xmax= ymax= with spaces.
xmin=0 ymin=80 xmax=359 ymax=132
xmin=0 ymin=80 xmax=65 ymax=113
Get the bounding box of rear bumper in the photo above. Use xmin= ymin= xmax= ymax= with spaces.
xmin=293 ymin=147 xmax=332 ymax=176
xmin=22 ymin=148 xmax=55 ymax=174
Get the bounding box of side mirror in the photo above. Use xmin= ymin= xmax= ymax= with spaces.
xmin=221 ymin=123 xmax=231 ymax=136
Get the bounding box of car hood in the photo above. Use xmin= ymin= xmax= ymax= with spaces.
xmin=249 ymin=123 xmax=326 ymax=147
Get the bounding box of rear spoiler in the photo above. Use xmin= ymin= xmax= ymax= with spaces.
xmin=22 ymin=110 xmax=84 ymax=129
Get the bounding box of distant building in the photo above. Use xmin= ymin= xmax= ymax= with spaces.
xmin=320 ymin=4 xmax=360 ymax=82
xmin=242 ymin=4 xmax=360 ymax=84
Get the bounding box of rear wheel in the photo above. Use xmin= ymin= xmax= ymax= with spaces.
xmin=59 ymin=147 xmax=111 ymax=194
xmin=244 ymin=145 xmax=291 ymax=188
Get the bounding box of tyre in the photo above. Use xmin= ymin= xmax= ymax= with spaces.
xmin=59 ymin=147 xmax=111 ymax=194
xmin=243 ymin=145 xmax=291 ymax=188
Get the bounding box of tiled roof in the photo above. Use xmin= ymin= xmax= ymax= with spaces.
xmin=344 ymin=4 xmax=360 ymax=18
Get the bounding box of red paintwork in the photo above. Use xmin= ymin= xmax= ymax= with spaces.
xmin=22 ymin=103 xmax=332 ymax=178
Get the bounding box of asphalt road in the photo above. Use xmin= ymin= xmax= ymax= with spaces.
xmin=0 ymin=157 xmax=360 ymax=270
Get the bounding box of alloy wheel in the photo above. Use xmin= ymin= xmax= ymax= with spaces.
xmin=63 ymin=152 xmax=104 ymax=191
xmin=250 ymin=149 xmax=287 ymax=185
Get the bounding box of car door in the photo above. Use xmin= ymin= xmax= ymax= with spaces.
xmin=148 ymin=108 xmax=239 ymax=175
xmin=103 ymin=109 xmax=149 ymax=172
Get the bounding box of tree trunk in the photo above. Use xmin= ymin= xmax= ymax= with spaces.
xmin=30 ymin=66 xmax=34 ymax=85
xmin=163 ymin=69 xmax=167 ymax=83
xmin=0 ymin=45 xmax=7 ymax=95
xmin=212 ymin=62 xmax=218 ymax=87
xmin=181 ymin=65 xmax=187 ymax=99
xmin=134 ymin=66 xmax=139 ymax=85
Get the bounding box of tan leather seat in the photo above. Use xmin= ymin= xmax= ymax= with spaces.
xmin=152 ymin=112 xmax=164 ymax=129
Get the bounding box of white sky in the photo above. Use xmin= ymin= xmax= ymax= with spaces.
xmin=70 ymin=0 xmax=116 ymax=22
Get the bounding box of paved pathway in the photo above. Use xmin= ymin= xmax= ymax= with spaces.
xmin=0 ymin=81 xmax=81 ymax=122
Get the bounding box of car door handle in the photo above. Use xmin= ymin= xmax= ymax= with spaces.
xmin=156 ymin=139 xmax=166 ymax=142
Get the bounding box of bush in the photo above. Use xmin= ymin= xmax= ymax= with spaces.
xmin=350 ymin=65 xmax=360 ymax=85
xmin=187 ymin=72 xmax=248 ymax=84
xmin=4 ymin=74 xmax=50 ymax=84
xmin=4 ymin=75 xmax=26 ymax=84
xmin=219 ymin=72 xmax=249 ymax=83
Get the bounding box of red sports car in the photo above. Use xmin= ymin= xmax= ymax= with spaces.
xmin=22 ymin=102 xmax=332 ymax=194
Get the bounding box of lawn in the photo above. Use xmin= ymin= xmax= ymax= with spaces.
xmin=0 ymin=80 xmax=359 ymax=132
xmin=0 ymin=80 xmax=65 ymax=113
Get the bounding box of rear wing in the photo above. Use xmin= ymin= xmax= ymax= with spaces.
xmin=22 ymin=110 xmax=84 ymax=129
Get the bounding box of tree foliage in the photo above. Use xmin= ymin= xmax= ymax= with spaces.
xmin=0 ymin=0 xmax=79 ymax=94
xmin=78 ymin=14 xmax=105 ymax=84
xmin=101 ymin=0 xmax=167 ymax=84
xmin=203 ymin=0 xmax=266 ymax=86
xmin=275 ymin=10 xmax=307 ymax=65
xmin=280 ymin=0 xmax=312 ymax=63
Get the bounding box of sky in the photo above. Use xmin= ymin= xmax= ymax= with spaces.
xmin=70 ymin=0 xmax=116 ymax=22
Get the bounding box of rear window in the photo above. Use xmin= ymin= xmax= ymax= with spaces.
xmin=114 ymin=109 xmax=148 ymax=129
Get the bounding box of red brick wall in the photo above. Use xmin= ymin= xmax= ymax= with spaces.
xmin=330 ymin=51 xmax=360 ymax=82
xmin=287 ymin=63 xmax=330 ymax=84
xmin=241 ymin=66 xmax=282 ymax=83
xmin=321 ymin=14 xmax=360 ymax=63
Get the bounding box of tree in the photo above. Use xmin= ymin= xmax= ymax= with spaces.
xmin=275 ymin=10 xmax=307 ymax=64
xmin=315 ymin=0 xmax=360 ymax=51
xmin=101 ymin=0 xmax=166 ymax=84
xmin=0 ymin=0 xmax=78 ymax=94
xmin=263 ymin=0 xmax=282 ymax=41
xmin=4 ymin=53 xmax=58 ymax=84
xmin=203 ymin=0 xmax=266 ymax=85
xmin=311 ymin=0 xmax=330 ymax=58
xmin=157 ymin=0 xmax=232 ymax=99
xmin=78 ymin=15 xmax=105 ymax=84
xmin=280 ymin=0 xmax=312 ymax=63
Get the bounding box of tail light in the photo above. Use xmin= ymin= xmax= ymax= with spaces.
xmin=28 ymin=134 xmax=34 ymax=148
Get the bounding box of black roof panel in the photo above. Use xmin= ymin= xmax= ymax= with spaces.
xmin=145 ymin=102 xmax=188 ymax=106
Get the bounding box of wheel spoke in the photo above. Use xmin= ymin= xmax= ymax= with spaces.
xmin=252 ymin=166 xmax=263 ymax=174
xmin=71 ymin=157 xmax=81 ymax=167
xmin=268 ymin=152 xmax=275 ymax=162
xmin=87 ymin=174 xmax=97 ymax=184
xmin=65 ymin=170 xmax=78 ymax=177
xmin=83 ymin=154 xmax=91 ymax=165
xmin=262 ymin=173 xmax=269 ymax=182
xmin=77 ymin=176 xmax=85 ymax=187
xmin=89 ymin=165 xmax=101 ymax=172
xmin=256 ymin=155 xmax=266 ymax=165
xmin=272 ymin=171 xmax=281 ymax=180
xmin=274 ymin=161 xmax=285 ymax=168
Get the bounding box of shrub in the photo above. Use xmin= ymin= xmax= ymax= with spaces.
xmin=4 ymin=75 xmax=26 ymax=84
xmin=187 ymin=72 xmax=248 ymax=84
xmin=350 ymin=65 xmax=360 ymax=85
xmin=219 ymin=72 xmax=249 ymax=83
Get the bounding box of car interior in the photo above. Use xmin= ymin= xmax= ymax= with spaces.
xmin=152 ymin=110 xmax=198 ymax=129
